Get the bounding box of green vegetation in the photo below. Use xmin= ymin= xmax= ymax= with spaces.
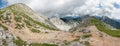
xmin=13 ymin=37 xmax=27 ymax=46
xmin=24 ymin=20 xmax=32 ymax=26
xmin=22 ymin=14 xmax=55 ymax=30
xmin=82 ymin=34 xmax=91 ymax=39
xmin=10 ymin=8 xmax=56 ymax=30
xmin=73 ymin=38 xmax=80 ymax=41
xmin=31 ymin=28 xmax=41 ymax=33
xmin=0 ymin=15 xmax=2 ymax=20
xmin=14 ymin=15 xmax=22 ymax=22
xmin=63 ymin=40 xmax=71 ymax=45
xmin=2 ymin=39 xmax=7 ymax=46
xmin=0 ymin=23 xmax=8 ymax=30
xmin=0 ymin=5 xmax=56 ymax=30
xmin=15 ymin=23 xmax=24 ymax=29
xmin=0 ymin=11 xmax=11 ymax=23
xmin=14 ymin=37 xmax=58 ymax=46
xmin=0 ymin=9 xmax=6 ymax=14
xmin=90 ymin=17 xmax=120 ymax=37
xmin=30 ymin=43 xmax=58 ymax=46
xmin=84 ymin=41 xmax=90 ymax=46
xmin=64 ymin=37 xmax=81 ymax=45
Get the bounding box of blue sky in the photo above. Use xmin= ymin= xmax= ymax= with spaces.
xmin=113 ymin=3 xmax=120 ymax=9
xmin=0 ymin=0 xmax=3 ymax=8
xmin=0 ymin=0 xmax=7 ymax=8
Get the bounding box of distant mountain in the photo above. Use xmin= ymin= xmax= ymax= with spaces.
xmin=97 ymin=16 xmax=120 ymax=29
xmin=115 ymin=19 xmax=120 ymax=23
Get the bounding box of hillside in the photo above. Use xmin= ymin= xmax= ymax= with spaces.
xmin=90 ymin=17 xmax=120 ymax=37
xmin=0 ymin=3 xmax=87 ymax=46
xmin=0 ymin=3 xmax=120 ymax=46
xmin=0 ymin=3 xmax=57 ymax=30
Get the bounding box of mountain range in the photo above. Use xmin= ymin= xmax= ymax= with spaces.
xmin=0 ymin=3 xmax=120 ymax=46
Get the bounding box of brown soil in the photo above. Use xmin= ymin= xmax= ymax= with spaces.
xmin=0 ymin=13 xmax=81 ymax=44
xmin=88 ymin=26 xmax=120 ymax=46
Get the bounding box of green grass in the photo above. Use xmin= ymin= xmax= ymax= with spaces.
xmin=84 ymin=41 xmax=90 ymax=46
xmin=24 ymin=20 xmax=32 ymax=26
xmin=31 ymin=28 xmax=41 ymax=33
xmin=14 ymin=15 xmax=22 ymax=22
xmin=0 ymin=23 xmax=8 ymax=30
xmin=13 ymin=37 xmax=27 ymax=46
xmin=30 ymin=43 xmax=58 ymax=46
xmin=0 ymin=5 xmax=56 ymax=30
xmin=15 ymin=23 xmax=24 ymax=29
xmin=90 ymin=17 xmax=120 ymax=37
xmin=73 ymin=38 xmax=80 ymax=41
xmin=10 ymin=8 xmax=56 ymax=30
xmin=2 ymin=39 xmax=7 ymax=46
xmin=82 ymin=34 xmax=91 ymax=39
xmin=14 ymin=37 xmax=58 ymax=46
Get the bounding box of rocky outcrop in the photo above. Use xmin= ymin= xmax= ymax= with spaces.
xmin=50 ymin=17 xmax=71 ymax=31
xmin=0 ymin=3 xmax=120 ymax=46
xmin=0 ymin=27 xmax=16 ymax=46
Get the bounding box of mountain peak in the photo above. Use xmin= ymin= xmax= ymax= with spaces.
xmin=8 ymin=3 xmax=32 ymax=12
xmin=0 ymin=3 xmax=57 ymax=30
xmin=10 ymin=3 xmax=28 ymax=7
xmin=12 ymin=3 xmax=25 ymax=6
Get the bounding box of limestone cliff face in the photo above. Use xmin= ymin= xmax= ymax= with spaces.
xmin=50 ymin=17 xmax=72 ymax=31
xmin=9 ymin=3 xmax=57 ymax=29
xmin=50 ymin=16 xmax=91 ymax=31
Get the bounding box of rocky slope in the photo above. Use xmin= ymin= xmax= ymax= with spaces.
xmin=50 ymin=17 xmax=71 ymax=31
xmin=98 ymin=16 xmax=120 ymax=29
xmin=0 ymin=3 xmax=120 ymax=46
xmin=0 ymin=3 xmax=88 ymax=46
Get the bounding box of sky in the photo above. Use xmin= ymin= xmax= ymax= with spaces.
xmin=0 ymin=0 xmax=7 ymax=8
xmin=0 ymin=0 xmax=120 ymax=19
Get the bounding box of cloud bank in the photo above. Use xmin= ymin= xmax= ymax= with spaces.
xmin=1 ymin=0 xmax=120 ymax=19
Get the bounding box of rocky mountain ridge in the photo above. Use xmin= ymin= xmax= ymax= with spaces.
xmin=0 ymin=3 xmax=88 ymax=46
xmin=0 ymin=3 xmax=120 ymax=46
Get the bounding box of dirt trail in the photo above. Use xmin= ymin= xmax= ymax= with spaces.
xmin=0 ymin=13 xmax=82 ymax=44
xmin=1 ymin=20 xmax=79 ymax=43
xmin=88 ymin=26 xmax=120 ymax=46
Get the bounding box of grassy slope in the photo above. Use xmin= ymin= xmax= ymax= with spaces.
xmin=0 ymin=5 xmax=56 ymax=30
xmin=10 ymin=7 xmax=56 ymax=30
xmin=90 ymin=17 xmax=120 ymax=37
xmin=0 ymin=7 xmax=58 ymax=46
xmin=0 ymin=9 xmax=8 ymax=30
xmin=14 ymin=37 xmax=58 ymax=46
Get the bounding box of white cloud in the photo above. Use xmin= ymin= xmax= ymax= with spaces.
xmin=74 ymin=0 xmax=120 ymax=19
xmin=2 ymin=0 xmax=87 ymax=17
xmin=2 ymin=0 xmax=120 ymax=19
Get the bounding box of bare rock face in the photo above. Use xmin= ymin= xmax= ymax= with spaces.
xmin=0 ymin=27 xmax=16 ymax=46
xmin=50 ymin=15 xmax=92 ymax=31
xmin=50 ymin=17 xmax=72 ymax=31
xmin=68 ymin=42 xmax=85 ymax=46
xmin=9 ymin=3 xmax=57 ymax=30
